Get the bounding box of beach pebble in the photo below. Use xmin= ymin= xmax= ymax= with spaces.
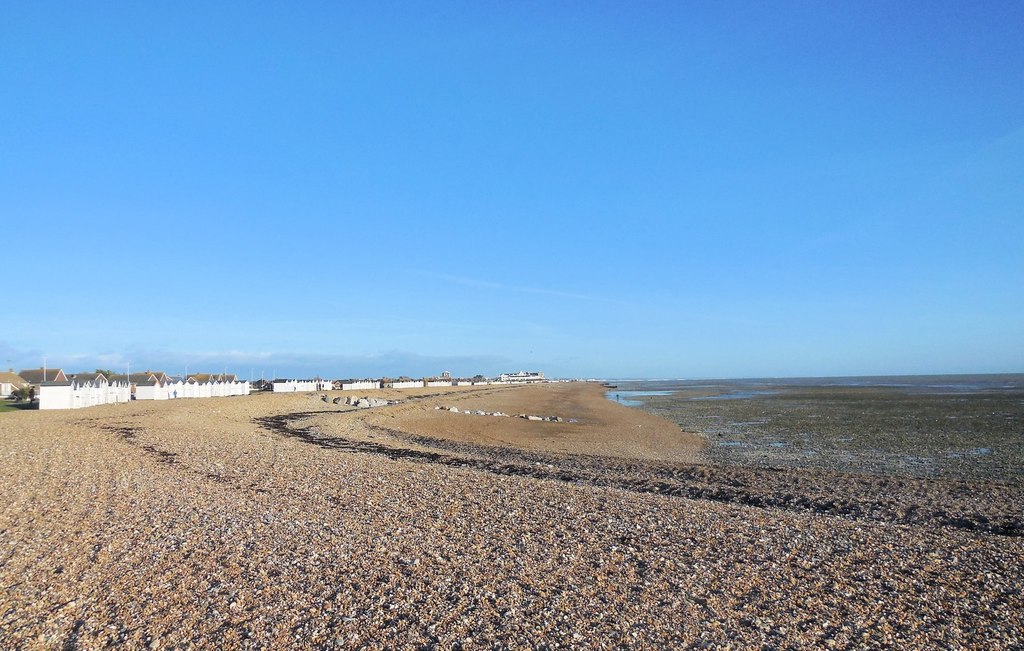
xmin=0 ymin=383 xmax=1019 ymax=650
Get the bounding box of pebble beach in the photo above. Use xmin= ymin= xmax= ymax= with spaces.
xmin=1 ymin=383 xmax=1021 ymax=649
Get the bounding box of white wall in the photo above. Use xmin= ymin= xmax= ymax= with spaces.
xmin=387 ymin=381 xmax=422 ymax=390
xmin=342 ymin=381 xmax=379 ymax=391
xmin=273 ymin=380 xmax=324 ymax=392
xmin=210 ymin=381 xmax=249 ymax=397
xmin=181 ymin=380 xmax=249 ymax=398
xmin=107 ymin=382 xmax=132 ymax=405
xmin=135 ymin=384 xmax=167 ymax=401
xmin=39 ymin=381 xmax=131 ymax=410
xmin=39 ymin=384 xmax=73 ymax=410
xmin=38 ymin=379 xmax=246 ymax=409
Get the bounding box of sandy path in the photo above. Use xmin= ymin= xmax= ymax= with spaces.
xmin=353 ymin=382 xmax=705 ymax=463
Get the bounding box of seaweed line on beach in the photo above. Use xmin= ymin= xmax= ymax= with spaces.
xmin=255 ymin=410 xmax=1024 ymax=538
xmin=103 ymin=422 xmax=269 ymax=491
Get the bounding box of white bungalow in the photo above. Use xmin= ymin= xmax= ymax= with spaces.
xmin=0 ymin=372 xmax=28 ymax=398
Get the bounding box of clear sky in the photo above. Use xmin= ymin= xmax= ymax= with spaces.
xmin=2 ymin=1 xmax=1022 ymax=380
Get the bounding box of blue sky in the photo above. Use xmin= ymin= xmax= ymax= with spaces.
xmin=2 ymin=1 xmax=1022 ymax=379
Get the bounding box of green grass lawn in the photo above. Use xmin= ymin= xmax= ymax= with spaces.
xmin=0 ymin=401 xmax=36 ymax=413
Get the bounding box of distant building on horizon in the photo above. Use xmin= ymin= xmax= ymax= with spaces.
xmin=499 ymin=371 xmax=545 ymax=383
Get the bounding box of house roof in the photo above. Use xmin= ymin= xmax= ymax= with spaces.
xmin=189 ymin=373 xmax=238 ymax=383
xmin=107 ymin=372 xmax=160 ymax=384
xmin=18 ymin=368 xmax=66 ymax=384
xmin=67 ymin=372 xmax=108 ymax=384
xmin=0 ymin=372 xmax=27 ymax=387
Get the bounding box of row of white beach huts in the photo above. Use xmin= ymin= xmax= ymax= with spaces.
xmin=271 ymin=371 xmax=546 ymax=393
xmin=271 ymin=379 xmax=474 ymax=392
xmin=34 ymin=370 xmax=250 ymax=410
xmin=7 ymin=367 xmax=546 ymax=410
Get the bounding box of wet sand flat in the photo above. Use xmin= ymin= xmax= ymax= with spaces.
xmin=629 ymin=379 xmax=1024 ymax=481
xmin=0 ymin=384 xmax=1021 ymax=649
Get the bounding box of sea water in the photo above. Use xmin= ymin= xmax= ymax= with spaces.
xmin=605 ymin=390 xmax=675 ymax=407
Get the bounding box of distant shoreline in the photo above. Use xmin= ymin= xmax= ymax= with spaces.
xmin=600 ymin=371 xmax=1024 ymax=384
